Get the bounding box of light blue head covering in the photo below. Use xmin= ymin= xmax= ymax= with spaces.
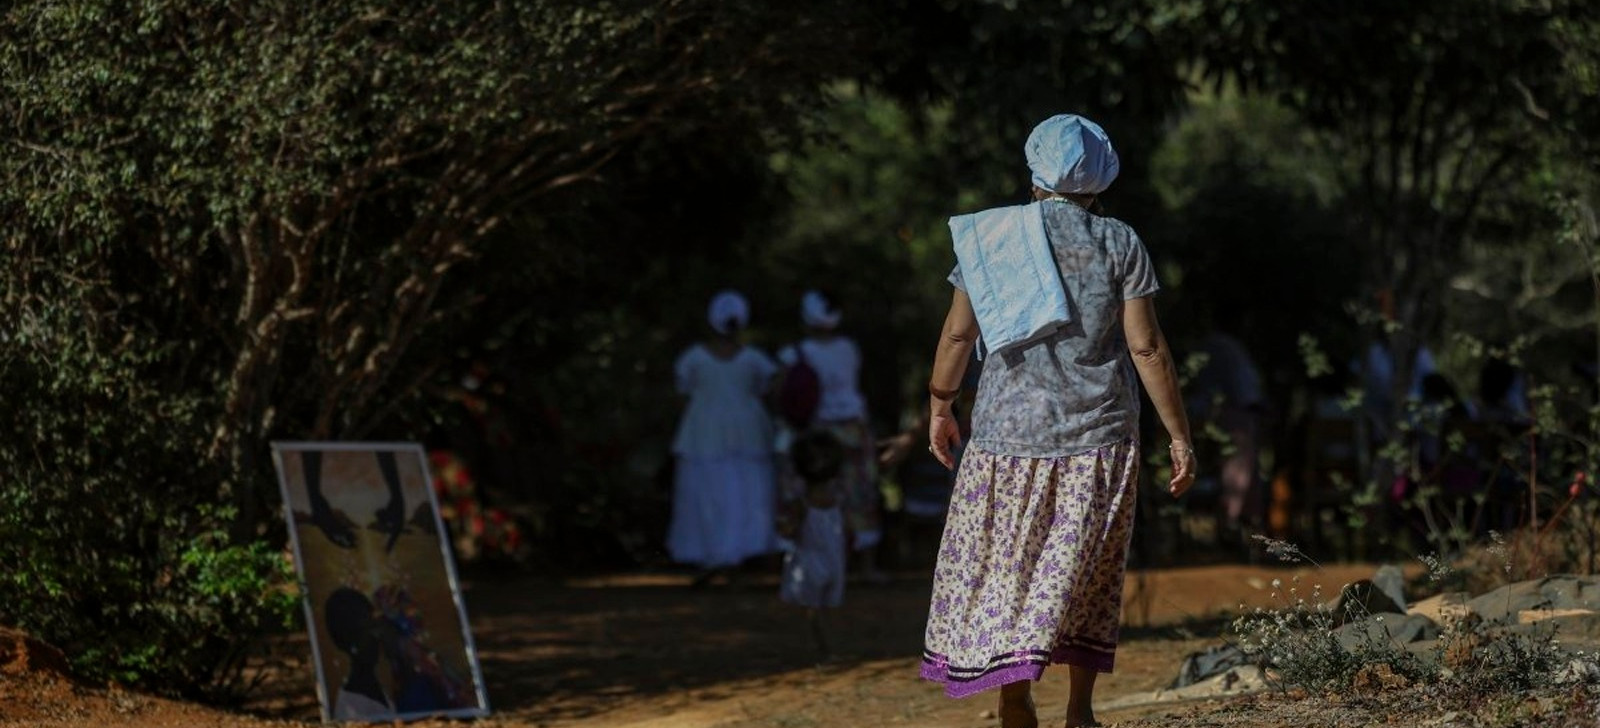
xmin=1025 ymin=114 xmax=1120 ymax=194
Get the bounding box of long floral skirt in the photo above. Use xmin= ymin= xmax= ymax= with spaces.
xmin=920 ymin=440 xmax=1139 ymax=698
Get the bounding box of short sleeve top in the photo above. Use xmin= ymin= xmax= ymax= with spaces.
xmin=777 ymin=337 xmax=867 ymax=422
xmin=949 ymin=201 xmax=1160 ymax=456
xmin=671 ymin=344 xmax=779 ymax=457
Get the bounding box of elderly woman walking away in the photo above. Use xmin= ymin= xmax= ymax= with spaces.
xmin=918 ymin=115 xmax=1196 ymax=728
xmin=668 ymin=290 xmax=781 ymax=586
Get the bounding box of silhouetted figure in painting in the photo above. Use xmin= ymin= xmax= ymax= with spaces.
xmin=325 ymin=587 xmax=393 ymax=719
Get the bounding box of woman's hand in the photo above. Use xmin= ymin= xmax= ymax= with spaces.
xmin=1168 ymin=440 xmax=1197 ymax=497
xmin=928 ymin=408 xmax=962 ymax=470
xmin=877 ymin=431 xmax=917 ymax=468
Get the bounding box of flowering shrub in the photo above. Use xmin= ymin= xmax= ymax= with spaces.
xmin=429 ymin=451 xmax=525 ymax=564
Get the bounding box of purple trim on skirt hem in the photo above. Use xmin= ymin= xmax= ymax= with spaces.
xmin=921 ymin=644 xmax=1116 ymax=699
xmin=921 ymin=660 xmax=1046 ymax=700
xmin=1051 ymin=643 xmax=1115 ymax=673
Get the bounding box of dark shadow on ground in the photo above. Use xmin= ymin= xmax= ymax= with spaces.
xmin=241 ymin=555 xmax=1365 ymax=723
xmin=471 ymin=571 xmax=931 ymax=723
xmin=244 ymin=568 xmax=934 ymax=723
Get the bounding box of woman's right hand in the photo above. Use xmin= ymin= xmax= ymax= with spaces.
xmin=877 ymin=431 xmax=917 ymax=468
xmin=928 ymin=409 xmax=962 ymax=470
xmin=1168 ymin=440 xmax=1197 ymax=497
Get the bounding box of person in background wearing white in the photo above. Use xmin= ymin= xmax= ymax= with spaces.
xmin=778 ymin=290 xmax=887 ymax=583
xmin=777 ymin=429 xmax=849 ymax=658
xmin=667 ymin=290 xmax=780 ymax=586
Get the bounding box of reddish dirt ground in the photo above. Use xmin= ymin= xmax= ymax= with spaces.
xmin=2 ymin=561 xmax=1417 ymax=727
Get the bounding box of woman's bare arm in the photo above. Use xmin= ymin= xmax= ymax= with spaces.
xmin=927 ymin=289 xmax=980 ymax=469
xmin=1122 ymin=295 xmax=1196 ymax=496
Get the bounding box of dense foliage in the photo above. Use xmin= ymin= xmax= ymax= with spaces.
xmin=0 ymin=0 xmax=865 ymax=695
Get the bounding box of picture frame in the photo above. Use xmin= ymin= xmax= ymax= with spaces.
xmin=270 ymin=441 xmax=491 ymax=722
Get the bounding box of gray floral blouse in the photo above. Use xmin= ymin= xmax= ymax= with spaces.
xmin=949 ymin=201 xmax=1160 ymax=457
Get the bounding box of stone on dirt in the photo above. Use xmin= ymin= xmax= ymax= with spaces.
xmin=1372 ymin=564 xmax=1407 ymax=611
xmin=1104 ymin=665 xmax=1272 ymax=711
xmin=1466 ymin=575 xmax=1600 ymax=621
xmin=1330 ymin=579 xmax=1406 ymax=624
xmin=1169 ymin=644 xmax=1252 ymax=689
xmin=1333 ymin=612 xmax=1440 ymax=652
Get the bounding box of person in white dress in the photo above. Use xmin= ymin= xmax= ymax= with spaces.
xmin=778 ymin=430 xmax=848 ymax=657
xmin=668 ymin=290 xmax=781 ymax=583
xmin=777 ymin=290 xmax=885 ymax=582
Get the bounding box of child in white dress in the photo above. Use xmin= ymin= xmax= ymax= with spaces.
xmin=776 ymin=290 xmax=885 ymax=582
xmin=778 ymin=430 xmax=847 ymax=656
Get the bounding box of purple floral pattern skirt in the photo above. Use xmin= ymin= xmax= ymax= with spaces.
xmin=920 ymin=440 xmax=1139 ymax=698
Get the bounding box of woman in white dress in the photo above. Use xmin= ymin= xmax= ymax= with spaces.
xmin=777 ymin=290 xmax=885 ymax=582
xmin=668 ymin=290 xmax=781 ymax=582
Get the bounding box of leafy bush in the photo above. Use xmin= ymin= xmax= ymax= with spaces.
xmin=0 ymin=0 xmax=867 ymax=698
xmin=0 ymin=296 xmax=297 ymax=698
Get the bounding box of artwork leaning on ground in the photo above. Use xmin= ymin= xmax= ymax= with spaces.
xmin=271 ymin=442 xmax=491 ymax=723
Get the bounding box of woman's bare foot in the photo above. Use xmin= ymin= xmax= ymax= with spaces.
xmin=1064 ymin=664 xmax=1100 ymax=727
xmin=1062 ymin=707 xmax=1099 ymax=727
xmin=998 ymin=682 xmax=1038 ymax=728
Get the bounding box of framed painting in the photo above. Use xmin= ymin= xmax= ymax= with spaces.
xmin=271 ymin=442 xmax=490 ymax=722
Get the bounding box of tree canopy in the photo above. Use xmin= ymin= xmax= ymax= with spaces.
xmin=0 ymin=0 xmax=867 ymax=693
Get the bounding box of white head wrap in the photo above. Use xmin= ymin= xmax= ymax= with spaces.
xmin=1025 ymin=114 xmax=1120 ymax=195
xmin=800 ymin=290 xmax=841 ymax=330
xmin=707 ymin=290 xmax=750 ymax=334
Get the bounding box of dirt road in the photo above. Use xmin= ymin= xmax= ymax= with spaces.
xmin=235 ymin=562 xmax=1383 ymax=727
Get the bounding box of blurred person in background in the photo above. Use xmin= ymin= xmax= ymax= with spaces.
xmin=667 ymin=290 xmax=780 ymax=586
xmin=777 ymin=290 xmax=886 ymax=582
xmin=1185 ymin=328 xmax=1267 ymax=545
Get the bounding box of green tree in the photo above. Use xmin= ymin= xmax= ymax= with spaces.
xmin=0 ymin=0 xmax=863 ymax=694
xmin=1149 ymin=90 xmax=1360 ymax=391
xmin=1198 ymin=0 xmax=1600 ymax=405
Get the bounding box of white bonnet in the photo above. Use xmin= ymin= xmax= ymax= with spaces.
xmin=707 ymin=290 xmax=750 ymax=334
xmin=800 ymin=290 xmax=841 ymax=330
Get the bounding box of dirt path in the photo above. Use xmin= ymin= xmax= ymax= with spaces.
xmin=233 ymin=561 xmax=1387 ymax=727
xmin=17 ymin=560 xmax=1600 ymax=726
xmin=4 ymin=561 xmax=1413 ymax=727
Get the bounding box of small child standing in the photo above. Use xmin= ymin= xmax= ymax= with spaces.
xmin=777 ymin=430 xmax=848 ymax=657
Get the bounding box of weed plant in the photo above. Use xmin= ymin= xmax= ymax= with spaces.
xmin=1232 ymin=535 xmax=1591 ymax=700
xmin=1232 ymin=537 xmax=1435 ymax=692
